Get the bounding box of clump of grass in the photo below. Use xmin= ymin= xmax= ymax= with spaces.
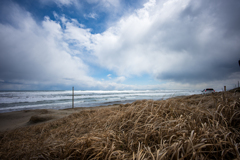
xmin=29 ymin=115 xmax=54 ymax=123
xmin=0 ymin=92 xmax=240 ymax=159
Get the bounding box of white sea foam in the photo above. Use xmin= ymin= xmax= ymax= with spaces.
xmin=0 ymin=90 xmax=201 ymax=113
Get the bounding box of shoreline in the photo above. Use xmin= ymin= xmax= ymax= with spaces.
xmin=0 ymin=104 xmax=120 ymax=132
xmin=0 ymin=89 xmax=200 ymax=114
xmin=0 ymin=95 xmax=184 ymax=132
xmin=0 ymin=91 xmax=230 ymax=132
xmin=0 ymin=94 xmax=198 ymax=133
xmin=0 ymin=99 xmax=137 ymax=114
xmin=1 ymin=91 xmax=239 ymax=159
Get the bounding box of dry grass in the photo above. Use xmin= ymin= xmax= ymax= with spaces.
xmin=0 ymin=92 xmax=240 ymax=159
xmin=29 ymin=115 xmax=54 ymax=124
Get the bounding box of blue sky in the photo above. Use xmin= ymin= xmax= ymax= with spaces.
xmin=0 ymin=0 xmax=240 ymax=90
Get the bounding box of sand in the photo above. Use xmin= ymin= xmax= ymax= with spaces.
xmin=1 ymin=89 xmax=239 ymax=133
xmin=0 ymin=105 xmax=119 ymax=132
xmin=1 ymin=91 xmax=240 ymax=159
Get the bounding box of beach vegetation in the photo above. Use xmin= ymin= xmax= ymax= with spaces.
xmin=0 ymin=91 xmax=240 ymax=159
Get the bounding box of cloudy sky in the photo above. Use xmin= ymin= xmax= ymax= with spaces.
xmin=0 ymin=0 xmax=239 ymax=90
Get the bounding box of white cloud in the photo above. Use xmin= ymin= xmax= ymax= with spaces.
xmin=34 ymin=0 xmax=240 ymax=90
xmin=0 ymin=3 xmax=139 ymax=90
xmin=39 ymin=0 xmax=77 ymax=6
xmin=107 ymin=74 xmax=112 ymax=79
xmin=85 ymin=0 xmax=124 ymax=18
xmin=87 ymin=0 xmax=240 ymax=87
xmin=0 ymin=3 xmax=94 ymax=89
xmin=102 ymin=0 xmax=120 ymax=8
xmin=115 ymin=76 xmax=126 ymax=83
xmin=90 ymin=0 xmax=187 ymax=76
xmin=1 ymin=0 xmax=240 ymax=90
xmin=84 ymin=13 xmax=98 ymax=19
xmin=87 ymin=0 xmax=120 ymax=8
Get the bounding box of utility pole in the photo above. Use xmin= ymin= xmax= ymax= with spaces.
xmin=72 ymin=86 xmax=74 ymax=109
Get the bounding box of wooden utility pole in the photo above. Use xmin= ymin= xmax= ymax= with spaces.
xmin=72 ymin=86 xmax=74 ymax=109
xmin=224 ymin=86 xmax=226 ymax=92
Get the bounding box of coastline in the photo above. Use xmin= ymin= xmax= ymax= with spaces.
xmin=0 ymin=95 xmax=189 ymax=132
xmin=0 ymin=104 xmax=119 ymax=132
xmin=0 ymin=89 xmax=200 ymax=113
xmin=0 ymin=93 xmax=210 ymax=132
xmin=0 ymin=91 xmax=240 ymax=159
xmin=0 ymin=91 xmax=231 ymax=132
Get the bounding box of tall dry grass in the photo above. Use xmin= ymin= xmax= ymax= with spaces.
xmin=0 ymin=92 xmax=240 ymax=159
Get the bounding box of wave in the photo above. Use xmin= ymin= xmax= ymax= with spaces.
xmin=0 ymin=90 xmax=201 ymax=113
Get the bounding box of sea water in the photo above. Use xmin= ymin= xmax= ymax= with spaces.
xmin=0 ymin=90 xmax=201 ymax=113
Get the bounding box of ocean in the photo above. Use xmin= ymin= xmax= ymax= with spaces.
xmin=0 ymin=90 xmax=201 ymax=113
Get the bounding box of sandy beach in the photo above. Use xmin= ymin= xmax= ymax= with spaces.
xmin=0 ymin=91 xmax=239 ymax=159
xmin=0 ymin=105 xmax=119 ymax=132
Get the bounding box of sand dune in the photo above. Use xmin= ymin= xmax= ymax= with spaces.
xmin=0 ymin=91 xmax=239 ymax=159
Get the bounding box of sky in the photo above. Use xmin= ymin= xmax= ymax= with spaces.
xmin=0 ymin=0 xmax=239 ymax=91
